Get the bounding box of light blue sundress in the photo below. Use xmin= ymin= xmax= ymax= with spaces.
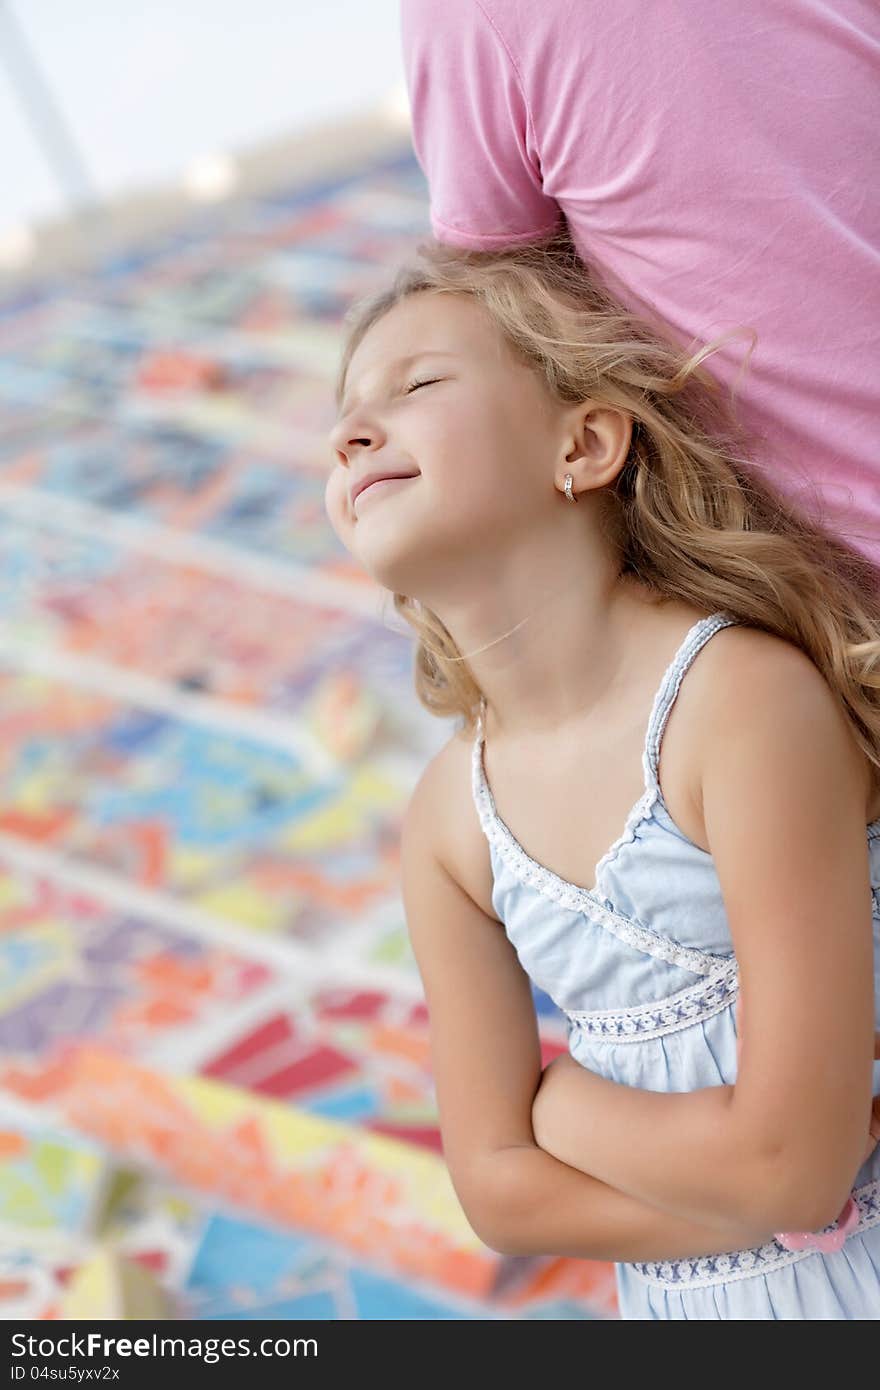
xmin=472 ymin=610 xmax=880 ymax=1319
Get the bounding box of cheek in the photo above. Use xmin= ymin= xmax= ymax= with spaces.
xmin=440 ymin=408 xmax=542 ymax=489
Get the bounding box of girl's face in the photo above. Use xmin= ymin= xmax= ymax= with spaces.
xmin=324 ymin=291 xmax=571 ymax=607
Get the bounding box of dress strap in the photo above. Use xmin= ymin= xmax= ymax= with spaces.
xmin=641 ymin=610 xmax=741 ymax=797
xmin=478 ymin=693 xmax=487 ymax=733
xmin=471 ymin=694 xmax=495 ymax=840
xmin=472 ymin=613 xmax=741 ymax=827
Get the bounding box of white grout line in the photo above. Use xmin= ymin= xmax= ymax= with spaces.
xmin=138 ymin=976 xmax=315 ymax=1072
xmin=0 ymin=832 xmax=423 ymax=999
xmin=0 ymin=1091 xmax=77 ymax=1147
xmin=0 ymin=480 xmax=395 ymax=623
xmin=0 ymin=628 xmax=342 ymax=779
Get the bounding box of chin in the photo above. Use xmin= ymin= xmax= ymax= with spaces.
xmin=358 ymin=555 xmax=427 ymax=597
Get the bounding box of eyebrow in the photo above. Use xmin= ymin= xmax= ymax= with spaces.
xmin=337 ymin=350 xmax=458 ymax=419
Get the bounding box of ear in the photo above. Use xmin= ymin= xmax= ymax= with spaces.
xmin=564 ymin=404 xmax=633 ymax=491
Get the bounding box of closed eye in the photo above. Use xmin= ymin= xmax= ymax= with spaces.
xmin=404 ymin=377 xmax=442 ymax=394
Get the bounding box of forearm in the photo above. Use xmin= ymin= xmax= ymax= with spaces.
xmin=483 ymin=1143 xmax=775 ymax=1262
xmin=532 ymin=1064 xmax=797 ymax=1232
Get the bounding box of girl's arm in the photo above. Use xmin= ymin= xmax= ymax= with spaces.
xmin=532 ymin=638 xmax=877 ymax=1236
xmin=402 ymin=745 xmax=781 ymax=1263
xmin=531 ymin=1026 xmax=880 ymax=1241
xmin=531 ymin=1056 xmax=778 ymax=1230
xmin=481 ymin=1141 xmax=778 ymax=1262
xmin=528 ymin=1023 xmax=878 ymax=1239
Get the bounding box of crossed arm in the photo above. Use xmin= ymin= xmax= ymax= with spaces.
xmin=528 ymin=644 xmax=879 ymax=1237
xmin=530 ymin=1047 xmax=824 ymax=1234
xmin=529 ymin=1024 xmax=880 ymax=1239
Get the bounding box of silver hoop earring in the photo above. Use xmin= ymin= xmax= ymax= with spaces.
xmin=563 ymin=472 xmax=577 ymax=503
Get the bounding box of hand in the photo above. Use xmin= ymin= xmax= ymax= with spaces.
xmin=531 ymin=1050 xmax=593 ymax=1158
xmin=734 ymin=995 xmax=880 ymax=1165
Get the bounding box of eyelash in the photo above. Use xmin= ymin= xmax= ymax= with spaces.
xmin=404 ymin=376 xmax=441 ymax=394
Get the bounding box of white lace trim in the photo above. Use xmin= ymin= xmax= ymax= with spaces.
xmin=469 ymin=611 xmax=741 ymax=975
xmin=642 ymin=612 xmax=741 ymax=792
xmin=628 ymin=1179 xmax=880 ymax=1290
xmin=565 ymin=957 xmax=739 ymax=1041
xmin=471 ymin=730 xmax=723 ymax=976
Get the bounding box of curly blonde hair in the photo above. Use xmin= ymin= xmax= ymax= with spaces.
xmin=333 ymin=222 xmax=880 ymax=795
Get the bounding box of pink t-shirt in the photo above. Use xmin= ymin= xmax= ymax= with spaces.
xmin=401 ymin=0 xmax=880 ymax=565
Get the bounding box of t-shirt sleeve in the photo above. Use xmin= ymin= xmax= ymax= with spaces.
xmin=400 ymin=0 xmax=561 ymax=249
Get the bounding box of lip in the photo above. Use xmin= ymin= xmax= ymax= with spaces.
xmin=352 ymin=475 xmax=419 ymax=513
xmin=350 ymin=470 xmax=420 ymax=506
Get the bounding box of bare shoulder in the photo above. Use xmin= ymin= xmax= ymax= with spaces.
xmin=405 ymin=722 xmax=501 ymax=923
xmin=687 ymin=623 xmax=875 ymax=817
xmin=692 ymin=623 xmax=848 ymax=713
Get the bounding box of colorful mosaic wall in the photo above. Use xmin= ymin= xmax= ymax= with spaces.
xmin=0 ymin=148 xmax=619 ymax=1318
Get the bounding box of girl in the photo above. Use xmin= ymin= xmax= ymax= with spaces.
xmin=324 ymin=223 xmax=880 ymax=1319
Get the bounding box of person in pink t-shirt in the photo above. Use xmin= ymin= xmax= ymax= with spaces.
xmin=400 ymin=0 xmax=880 ymax=565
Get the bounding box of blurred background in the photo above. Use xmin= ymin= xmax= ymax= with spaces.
xmin=0 ymin=0 xmax=617 ymax=1319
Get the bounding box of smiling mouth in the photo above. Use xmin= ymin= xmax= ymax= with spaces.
xmin=353 ymin=476 xmax=418 ymax=509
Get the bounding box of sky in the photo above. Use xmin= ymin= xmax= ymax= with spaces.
xmin=0 ymin=0 xmax=406 ymax=232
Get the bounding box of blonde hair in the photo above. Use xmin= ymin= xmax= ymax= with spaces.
xmin=334 ymin=222 xmax=880 ymax=794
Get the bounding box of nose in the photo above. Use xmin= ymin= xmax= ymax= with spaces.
xmin=330 ymin=434 xmax=369 ymax=467
xmin=328 ymin=411 xmax=384 ymax=465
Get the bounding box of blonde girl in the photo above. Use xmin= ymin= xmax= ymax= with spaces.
xmin=324 ymin=224 xmax=880 ymax=1319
